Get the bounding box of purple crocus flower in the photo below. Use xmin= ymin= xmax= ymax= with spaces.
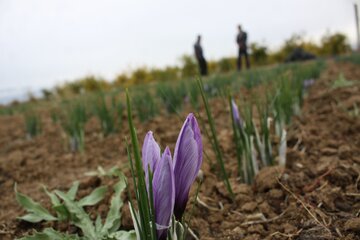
xmin=173 ymin=113 xmax=202 ymax=220
xmin=142 ymin=133 xmax=175 ymax=240
xmin=231 ymin=99 xmax=243 ymax=128
xmin=142 ymin=131 xmax=161 ymax=187
xmin=140 ymin=113 xmax=203 ymax=238
xmin=152 ymin=147 xmax=175 ymax=239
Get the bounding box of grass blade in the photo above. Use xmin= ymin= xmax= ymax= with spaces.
xmin=196 ymin=78 xmax=234 ymax=199
xmin=126 ymin=89 xmax=156 ymax=239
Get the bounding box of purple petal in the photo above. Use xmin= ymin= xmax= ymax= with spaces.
xmin=173 ymin=113 xmax=202 ymax=220
xmin=142 ymin=131 xmax=161 ymax=187
xmin=152 ymin=147 xmax=175 ymax=239
xmin=231 ymin=99 xmax=243 ymax=128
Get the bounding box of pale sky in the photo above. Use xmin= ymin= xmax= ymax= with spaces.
xmin=0 ymin=0 xmax=359 ymax=95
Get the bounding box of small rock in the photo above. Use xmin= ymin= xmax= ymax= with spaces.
xmin=352 ymin=156 xmax=360 ymax=164
xmin=121 ymin=204 xmax=134 ymax=230
xmin=334 ymin=198 xmax=352 ymax=211
xmin=247 ymin=224 xmax=265 ymax=234
xmin=254 ymin=166 xmax=283 ymax=192
xmin=268 ymin=189 xmax=284 ymax=199
xmin=235 ymin=193 xmax=254 ymax=204
xmin=232 ymin=226 xmax=245 ymax=237
xmin=315 ymin=156 xmax=337 ymax=174
xmin=220 ymin=220 xmax=237 ymax=229
xmin=241 ymin=202 xmax=257 ymax=212
xmin=258 ymin=201 xmax=276 ymax=218
xmin=63 ymin=153 xmax=74 ymax=161
xmin=232 ymin=182 xmax=252 ymax=195
xmin=327 ymin=168 xmax=352 ymax=187
xmin=338 ymin=145 xmax=351 ymax=160
xmin=344 ymin=218 xmax=360 ymax=232
xmin=207 ymin=214 xmax=221 ymax=224
xmin=282 ymin=223 xmax=297 ymax=234
xmin=216 ymin=178 xmax=247 ymax=198
xmin=243 ymin=234 xmax=261 ymax=240
xmin=8 ymin=150 xmax=24 ymax=166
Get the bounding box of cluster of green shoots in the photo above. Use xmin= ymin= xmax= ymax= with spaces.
xmin=196 ymin=61 xmax=325 ymax=196
xmin=59 ymin=99 xmax=88 ymax=152
xmin=14 ymin=60 xmax=324 ymax=147
xmin=93 ymin=92 xmax=123 ymax=137
xmin=331 ymin=73 xmax=359 ymax=118
xmin=0 ymin=106 xmax=15 ymax=116
xmin=243 ymin=74 xmax=317 ymax=181
xmin=23 ymin=109 xmax=42 ymax=140
xmin=335 ymin=53 xmax=360 ymax=65
xmin=46 ymin=92 xmax=123 ymax=152
xmin=5 ymin=60 xmax=324 ymax=154
xmin=229 ymin=97 xmax=285 ymax=185
xmin=156 ymin=82 xmax=187 ymax=114
xmin=132 ymin=87 xmax=158 ymax=122
xmin=15 ymin=168 xmax=135 ymax=240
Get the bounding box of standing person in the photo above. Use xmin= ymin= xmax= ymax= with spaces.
xmin=236 ymin=25 xmax=250 ymax=71
xmin=194 ymin=35 xmax=208 ymax=76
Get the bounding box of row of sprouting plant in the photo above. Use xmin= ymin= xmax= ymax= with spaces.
xmin=18 ymin=60 xmax=324 ymax=153
xmin=15 ymin=61 xmax=323 ymax=239
xmin=335 ymin=52 xmax=360 ymax=65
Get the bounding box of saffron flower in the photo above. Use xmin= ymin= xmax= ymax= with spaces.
xmin=231 ymin=99 xmax=243 ymax=128
xmin=152 ymin=147 xmax=175 ymax=239
xmin=142 ymin=131 xmax=161 ymax=186
xmin=142 ymin=134 xmax=175 ymax=240
xmin=173 ymin=113 xmax=202 ymax=220
xmin=140 ymin=113 xmax=202 ymax=239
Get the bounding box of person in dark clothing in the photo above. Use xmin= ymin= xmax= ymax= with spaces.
xmin=194 ymin=35 xmax=208 ymax=76
xmin=236 ymin=25 xmax=250 ymax=71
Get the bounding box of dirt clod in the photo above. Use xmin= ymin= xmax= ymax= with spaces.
xmin=254 ymin=166 xmax=283 ymax=192
xmin=344 ymin=218 xmax=360 ymax=232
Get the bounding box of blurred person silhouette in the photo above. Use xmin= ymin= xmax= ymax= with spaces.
xmin=236 ymin=25 xmax=250 ymax=71
xmin=194 ymin=35 xmax=208 ymax=76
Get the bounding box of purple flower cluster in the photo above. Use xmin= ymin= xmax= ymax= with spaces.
xmin=141 ymin=113 xmax=202 ymax=239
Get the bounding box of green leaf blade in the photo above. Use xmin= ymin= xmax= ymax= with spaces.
xmin=15 ymin=186 xmax=57 ymax=223
xmin=78 ymin=186 xmax=107 ymax=207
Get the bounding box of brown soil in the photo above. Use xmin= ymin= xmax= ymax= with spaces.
xmin=0 ymin=60 xmax=359 ymax=239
